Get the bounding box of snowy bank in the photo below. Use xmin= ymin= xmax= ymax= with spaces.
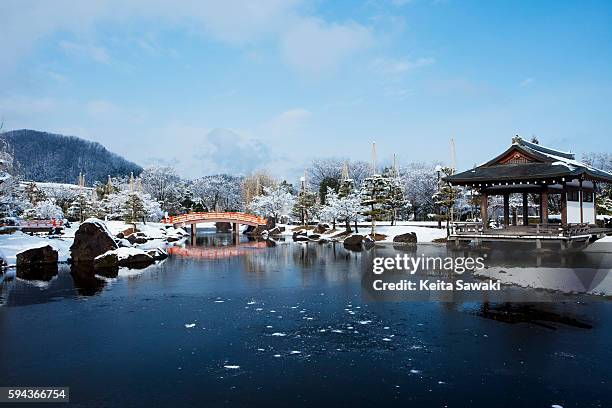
xmin=0 ymin=232 xmax=72 ymax=265
xmin=277 ymin=223 xmax=447 ymax=244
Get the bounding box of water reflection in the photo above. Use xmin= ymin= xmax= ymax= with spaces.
xmin=16 ymin=264 xmax=58 ymax=282
xmin=475 ymin=302 xmax=594 ymax=330
xmin=1 ymin=237 xmax=611 ymax=308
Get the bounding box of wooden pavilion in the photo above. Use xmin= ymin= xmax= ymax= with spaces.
xmin=444 ymin=136 xmax=612 ymax=245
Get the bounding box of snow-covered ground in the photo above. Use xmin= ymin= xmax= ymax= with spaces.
xmin=277 ymin=223 xmax=447 ymax=243
xmin=0 ymin=220 xmax=187 ymax=267
xmin=374 ymin=225 xmax=447 ymax=243
xmin=0 ymin=232 xmax=73 ymax=264
xmin=475 ymin=267 xmax=612 ymax=296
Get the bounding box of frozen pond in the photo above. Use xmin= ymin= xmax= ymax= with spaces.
xmin=1 ymin=234 xmax=611 ymax=407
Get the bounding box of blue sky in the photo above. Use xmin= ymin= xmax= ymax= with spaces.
xmin=1 ymin=0 xmax=611 ymax=181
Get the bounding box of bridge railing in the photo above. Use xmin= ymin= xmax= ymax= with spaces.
xmin=163 ymin=212 xmax=267 ymax=226
xmin=19 ymin=219 xmax=64 ymax=228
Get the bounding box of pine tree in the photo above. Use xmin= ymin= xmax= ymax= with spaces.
xmin=382 ymin=168 xmax=407 ymax=226
xmin=293 ymin=190 xmax=319 ymax=226
xmin=67 ymin=192 xmax=95 ymax=222
xmin=360 ymin=174 xmax=392 ymax=236
xmin=433 ymin=167 xmax=461 ymax=232
xmin=123 ymin=192 xmax=146 ymax=225
xmin=24 ymin=181 xmax=46 ymax=206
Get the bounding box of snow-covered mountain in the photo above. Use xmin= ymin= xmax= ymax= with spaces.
xmin=0 ymin=129 xmax=142 ymax=185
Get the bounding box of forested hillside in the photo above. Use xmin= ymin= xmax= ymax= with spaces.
xmin=0 ymin=129 xmax=142 ymax=184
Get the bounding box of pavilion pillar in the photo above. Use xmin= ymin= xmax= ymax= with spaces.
xmin=191 ymin=223 xmax=196 ymax=240
xmin=593 ymin=182 xmax=597 ymax=225
xmin=561 ymin=191 xmax=567 ymax=226
xmin=503 ymin=193 xmax=510 ymax=227
xmin=522 ymin=192 xmax=529 ymax=226
xmin=579 ymin=180 xmax=584 ymax=224
xmin=541 ymin=190 xmax=549 ymax=225
xmin=480 ymin=192 xmax=488 ymax=229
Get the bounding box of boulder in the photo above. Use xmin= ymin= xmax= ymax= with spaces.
xmin=393 ymin=232 xmax=417 ymax=244
xmin=147 ymin=248 xmax=168 ymax=260
xmin=363 ymin=235 xmax=375 ymax=249
xmin=277 ymin=226 xmax=286 ymax=232
xmin=116 ymin=248 xmax=154 ymax=267
xmin=292 ymin=229 xmax=307 ymax=240
xmin=122 ymin=226 xmax=136 ymax=236
xmin=293 ymin=235 xmax=310 ymax=242
xmin=243 ymin=225 xmax=256 ymax=235
xmin=166 ymin=236 xmax=180 ymax=242
xmin=70 ymin=219 xmax=118 ymax=262
xmin=94 ymin=247 xmax=155 ymax=269
xmin=268 ymin=227 xmax=282 ymax=236
xmin=126 ymin=233 xmax=148 ymax=244
xmin=308 ymin=234 xmax=321 ymax=240
xmin=314 ymin=223 xmax=330 ymax=234
xmin=16 ymin=245 xmax=58 ymax=267
xmin=318 ymin=238 xmax=329 ymax=244
xmin=16 ymin=245 xmax=59 ymax=281
xmin=116 ymin=238 xmax=132 ymax=248
xmin=93 ymin=252 xmax=119 ymax=269
xmin=116 ymin=232 xmax=125 ymax=239
xmin=343 ymin=234 xmax=364 ymax=248
xmin=248 ymin=225 xmax=267 ymax=236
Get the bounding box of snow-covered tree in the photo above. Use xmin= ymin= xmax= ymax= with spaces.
xmin=123 ymin=192 xmax=146 ymax=225
xmin=30 ymin=200 xmax=64 ymax=220
xmin=319 ymin=188 xmax=341 ymax=228
xmin=67 ymin=192 xmax=96 ymax=222
xmin=360 ymin=174 xmax=393 ymax=236
xmin=321 ymin=187 xmax=363 ymax=232
xmin=248 ymin=185 xmax=295 ymax=223
xmin=382 ymin=168 xmax=408 ymax=225
xmin=401 ymin=162 xmax=440 ymax=221
xmin=433 ymin=167 xmax=462 ymax=231
xmin=24 ymin=181 xmax=47 ymax=206
xmin=293 ymin=189 xmax=319 ymax=226
xmin=241 ymin=170 xmax=276 ymax=205
xmin=0 ymin=150 xmax=25 ymax=218
xmin=191 ymin=174 xmax=243 ymax=212
xmin=307 ymin=158 xmax=371 ymax=193
xmin=0 ymin=138 xmax=26 ymax=218
xmin=99 ymin=189 xmax=161 ymax=222
xmin=140 ymin=166 xmax=182 ymax=214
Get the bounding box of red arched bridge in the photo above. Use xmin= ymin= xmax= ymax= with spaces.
xmin=163 ymin=212 xmax=267 ymax=241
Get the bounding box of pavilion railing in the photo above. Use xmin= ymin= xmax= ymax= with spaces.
xmin=451 ymin=222 xmax=592 ymax=237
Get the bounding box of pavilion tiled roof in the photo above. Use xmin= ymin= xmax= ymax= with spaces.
xmin=445 ymin=136 xmax=612 ymax=185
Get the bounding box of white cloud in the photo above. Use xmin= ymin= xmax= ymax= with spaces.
xmin=264 ymin=108 xmax=312 ymax=138
xmin=1 ymin=1 xmax=377 ymax=77
xmin=371 ymin=56 xmax=435 ymax=77
xmin=280 ymin=18 xmax=373 ymax=75
xmin=59 ymin=40 xmax=111 ymax=64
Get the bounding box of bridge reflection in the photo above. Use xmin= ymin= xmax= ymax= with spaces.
xmin=168 ymin=241 xmax=271 ymax=260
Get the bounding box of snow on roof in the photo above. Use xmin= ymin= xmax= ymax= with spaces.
xmin=517 ymin=137 xmax=574 ymax=159
xmin=539 ymin=151 xmax=612 ymax=178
